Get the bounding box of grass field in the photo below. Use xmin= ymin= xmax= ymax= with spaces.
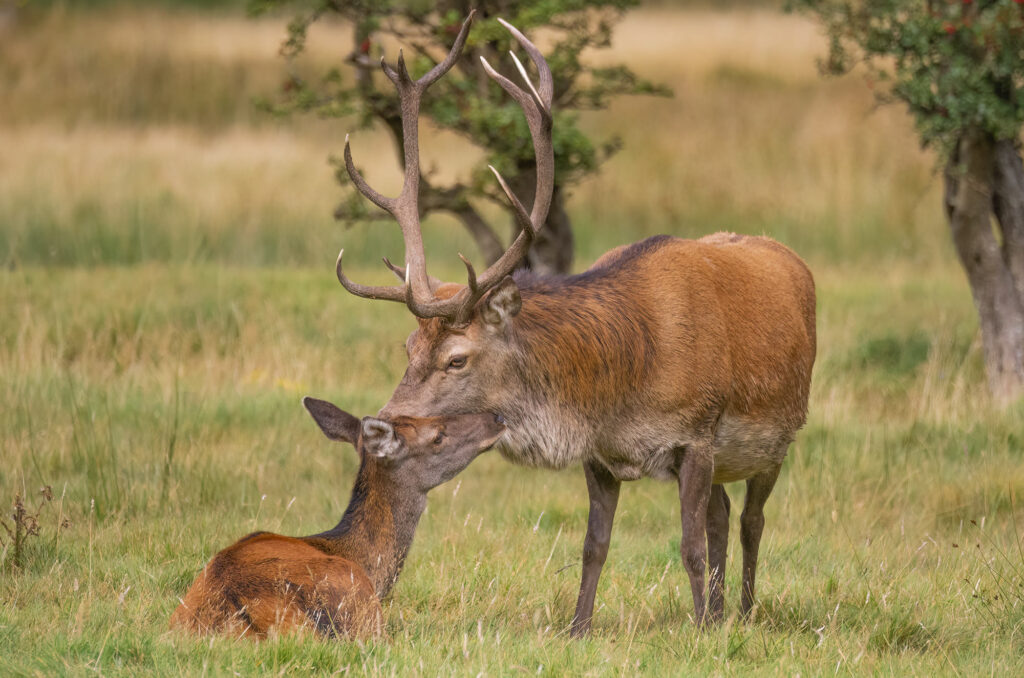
xmin=2 ymin=3 xmax=1023 ymax=676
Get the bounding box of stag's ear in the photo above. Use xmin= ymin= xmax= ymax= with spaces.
xmin=303 ymin=397 xmax=361 ymax=445
xmin=360 ymin=418 xmax=406 ymax=459
xmin=480 ymin=276 xmax=521 ymax=327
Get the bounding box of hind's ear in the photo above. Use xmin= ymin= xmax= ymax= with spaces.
xmin=303 ymin=397 xmax=360 ymax=445
xmin=360 ymin=418 xmax=405 ymax=459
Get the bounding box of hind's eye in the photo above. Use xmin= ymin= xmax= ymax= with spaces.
xmin=447 ymin=356 xmax=467 ymax=370
xmin=433 ymin=432 xmax=445 ymax=445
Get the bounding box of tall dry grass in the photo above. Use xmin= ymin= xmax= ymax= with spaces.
xmin=0 ymin=5 xmax=950 ymax=268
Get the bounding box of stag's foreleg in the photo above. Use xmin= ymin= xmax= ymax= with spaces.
xmin=570 ymin=460 xmax=620 ymax=638
xmin=739 ymin=464 xmax=781 ymax=617
xmin=705 ymin=484 xmax=731 ymax=623
xmin=678 ymin=446 xmax=714 ymax=626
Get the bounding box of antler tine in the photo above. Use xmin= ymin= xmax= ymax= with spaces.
xmin=336 ymin=133 xmax=408 ymax=299
xmin=509 ymin=51 xmax=546 ymax=115
xmin=497 ymin=18 xmax=553 ymax=109
xmin=395 ymin=50 xmax=413 ymax=87
xmin=343 ymin=135 xmax=396 ymax=214
xmin=382 ymin=257 xmax=406 ymax=282
xmin=463 ymin=165 xmax=535 ymax=293
xmin=335 ymin=250 xmax=408 ymax=303
xmin=417 ymin=11 xmax=476 ymax=90
xmin=458 ymin=253 xmax=479 ymax=294
xmin=382 ymin=256 xmax=447 ymax=292
xmin=488 ymin=164 xmax=534 ymax=235
xmin=379 ymin=57 xmax=400 ymax=87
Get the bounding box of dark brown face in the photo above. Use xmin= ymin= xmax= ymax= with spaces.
xmin=380 ymin=279 xmax=523 ymax=420
xmin=303 ymin=397 xmax=505 ymax=492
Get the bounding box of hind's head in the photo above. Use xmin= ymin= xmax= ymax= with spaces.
xmin=302 ymin=397 xmax=504 ymax=492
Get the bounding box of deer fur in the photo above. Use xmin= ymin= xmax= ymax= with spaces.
xmin=379 ymin=233 xmax=816 ymax=633
xmin=169 ymin=402 xmax=504 ymax=639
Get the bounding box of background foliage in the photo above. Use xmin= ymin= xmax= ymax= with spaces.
xmin=790 ymin=0 xmax=1024 ymax=154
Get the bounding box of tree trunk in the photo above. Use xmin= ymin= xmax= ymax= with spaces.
xmin=524 ymin=186 xmax=574 ymax=275
xmin=992 ymin=140 xmax=1024 ymax=304
xmin=944 ymin=131 xmax=1024 ymax=404
xmin=509 ymin=168 xmax=574 ymax=275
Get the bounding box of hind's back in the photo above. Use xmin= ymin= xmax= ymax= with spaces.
xmin=170 ymin=533 xmax=382 ymax=639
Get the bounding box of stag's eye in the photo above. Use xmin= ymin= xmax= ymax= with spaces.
xmin=432 ymin=432 xmax=445 ymax=445
xmin=446 ymin=356 xmax=467 ymax=371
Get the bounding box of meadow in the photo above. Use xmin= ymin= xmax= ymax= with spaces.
xmin=1 ymin=3 xmax=1023 ymax=675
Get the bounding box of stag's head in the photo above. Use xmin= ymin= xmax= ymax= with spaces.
xmin=335 ymin=13 xmax=553 ymax=421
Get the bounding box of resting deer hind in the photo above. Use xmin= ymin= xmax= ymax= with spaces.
xmin=333 ymin=14 xmax=816 ymax=635
xmin=169 ymin=402 xmax=504 ymax=640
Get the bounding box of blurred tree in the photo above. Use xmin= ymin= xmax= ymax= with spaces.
xmin=0 ymin=0 xmax=22 ymax=32
xmin=793 ymin=0 xmax=1024 ymax=403
xmin=250 ymin=0 xmax=668 ymax=274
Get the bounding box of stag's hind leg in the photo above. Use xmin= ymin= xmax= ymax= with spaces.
xmin=740 ymin=464 xmax=781 ymax=617
xmin=677 ymin=445 xmax=714 ymax=626
xmin=570 ymin=460 xmax=621 ymax=638
xmin=705 ymin=484 xmax=730 ymax=623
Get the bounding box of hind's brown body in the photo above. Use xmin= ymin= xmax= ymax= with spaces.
xmin=170 ymin=533 xmax=381 ymax=639
xmin=170 ymin=408 xmax=505 ymax=640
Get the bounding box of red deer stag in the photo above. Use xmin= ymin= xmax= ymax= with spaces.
xmin=170 ymin=403 xmax=505 ymax=639
xmin=335 ymin=14 xmax=816 ymax=634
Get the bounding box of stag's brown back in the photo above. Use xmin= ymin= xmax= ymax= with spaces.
xmin=628 ymin=234 xmax=815 ymax=433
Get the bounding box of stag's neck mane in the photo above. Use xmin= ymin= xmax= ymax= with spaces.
xmin=302 ymin=460 xmax=427 ymax=600
xmin=509 ymin=264 xmax=656 ymax=409
xmin=489 ymin=260 xmax=659 ymax=470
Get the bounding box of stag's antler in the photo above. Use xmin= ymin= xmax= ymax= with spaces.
xmin=336 ymin=13 xmax=554 ymax=325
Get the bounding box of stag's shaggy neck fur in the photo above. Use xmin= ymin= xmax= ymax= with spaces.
xmin=302 ymin=459 xmax=427 ymax=600
xmin=495 ymin=237 xmax=672 ymax=471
